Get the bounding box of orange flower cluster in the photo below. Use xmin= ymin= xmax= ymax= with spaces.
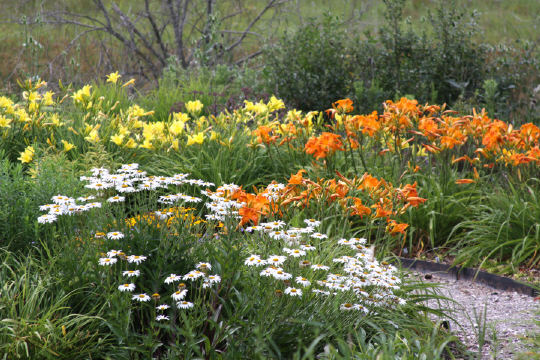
xmin=223 ymin=170 xmax=425 ymax=238
xmin=330 ymin=98 xmax=539 ymax=168
xmin=304 ymin=132 xmax=344 ymax=160
xmin=252 ymin=125 xmax=278 ymax=145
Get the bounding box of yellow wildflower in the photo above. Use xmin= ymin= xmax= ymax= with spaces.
xmin=139 ymin=139 xmax=154 ymax=149
xmin=169 ymin=120 xmax=186 ymax=136
xmin=18 ymin=146 xmax=35 ymax=163
xmin=85 ymin=129 xmax=100 ymax=143
xmin=128 ymin=104 xmax=147 ymax=118
xmin=0 ymin=115 xmax=11 ymax=128
xmin=0 ymin=96 xmax=15 ymax=114
xmin=106 ymin=71 xmax=121 ymax=84
xmin=187 ymin=132 xmax=204 ymax=146
xmin=173 ymin=112 xmax=189 ymax=123
xmin=42 ymin=91 xmax=55 ymax=106
xmin=185 ymin=100 xmax=203 ymax=115
xmin=72 ymin=85 xmax=92 ymax=104
xmin=61 ymin=140 xmax=76 ymax=152
xmin=111 ymin=134 xmax=125 ymax=146
xmin=16 ymin=109 xmax=30 ymax=122
xmin=122 ymin=78 xmax=136 ymax=87
xmin=124 ymin=138 xmax=137 ymax=148
xmin=267 ymin=96 xmax=285 ymax=112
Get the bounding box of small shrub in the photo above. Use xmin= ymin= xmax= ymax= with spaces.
xmin=263 ymin=15 xmax=355 ymax=111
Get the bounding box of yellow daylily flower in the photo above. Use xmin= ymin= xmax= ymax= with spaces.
xmin=187 ymin=132 xmax=204 ymax=146
xmin=111 ymin=134 xmax=125 ymax=146
xmin=18 ymin=146 xmax=34 ymax=163
xmin=185 ymin=100 xmax=203 ymax=115
xmin=106 ymin=71 xmax=121 ymax=84
xmin=0 ymin=115 xmax=12 ymax=128
xmin=61 ymin=140 xmax=76 ymax=152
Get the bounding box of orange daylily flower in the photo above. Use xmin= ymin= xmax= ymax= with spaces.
xmin=455 ymin=179 xmax=475 ymax=184
xmin=304 ymin=132 xmax=344 ymax=160
xmin=386 ymin=220 xmax=409 ymax=236
xmin=332 ymin=98 xmax=354 ymax=113
xmin=288 ymin=169 xmax=306 ymax=185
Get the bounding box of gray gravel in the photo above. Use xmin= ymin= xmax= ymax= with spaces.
xmin=414 ymin=272 xmax=539 ymax=359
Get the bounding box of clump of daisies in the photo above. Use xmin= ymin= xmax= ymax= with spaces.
xmin=37 ymin=163 xmax=214 ymax=224
xmin=244 ymin=218 xmax=406 ymax=313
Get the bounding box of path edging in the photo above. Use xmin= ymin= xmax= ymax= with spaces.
xmin=395 ymin=257 xmax=539 ymax=297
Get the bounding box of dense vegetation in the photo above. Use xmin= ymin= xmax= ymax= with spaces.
xmin=0 ymin=0 xmax=538 ymax=358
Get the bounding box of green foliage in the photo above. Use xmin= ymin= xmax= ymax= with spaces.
xmin=0 ymin=249 xmax=114 ymax=359
xmin=263 ymin=15 xmax=355 ymax=111
xmin=0 ymin=151 xmax=81 ymax=251
xmin=451 ymin=179 xmax=540 ymax=271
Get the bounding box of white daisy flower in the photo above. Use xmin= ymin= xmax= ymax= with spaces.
xmin=38 ymin=214 xmax=57 ymax=224
xmin=195 ymin=262 xmax=212 ymax=270
xmin=260 ymin=267 xmax=276 ymax=277
xmin=300 ymin=244 xmax=316 ymax=251
xmin=127 ymin=255 xmax=147 ymax=264
xmin=295 ymin=276 xmax=311 ymax=287
xmin=172 ymin=289 xmax=188 ymax=301
xmin=116 ymin=183 xmax=136 ymax=193
xmin=272 ymin=270 xmax=292 ymax=281
xmin=338 ymin=238 xmax=353 ymax=245
xmin=77 ymin=195 xmax=95 ymax=202
xmin=304 ymin=219 xmax=321 ymax=227
xmin=350 ymin=237 xmax=367 ymax=245
xmin=340 ymin=303 xmax=358 ymax=311
xmin=244 ymin=255 xmax=261 ymax=266
xmin=284 ymin=287 xmax=302 ymax=296
xmin=310 ymin=232 xmax=328 ymax=240
xmin=164 ymin=274 xmax=182 ymax=284
xmin=312 ymin=289 xmax=331 ymax=296
xmin=107 ymin=195 xmax=125 ymax=203
xmin=283 ymin=248 xmax=306 ymax=257
xmin=85 ymin=202 xmax=102 ymax=209
xmin=267 ymin=183 xmax=285 ymax=192
xmin=311 ymin=264 xmax=330 ymax=271
xmin=85 ymin=182 xmax=113 ymax=190
xmin=266 ymin=255 xmax=287 ymax=266
xmin=123 ymin=270 xmax=140 ymax=277
xmin=207 ymin=275 xmax=221 ymax=284
xmin=176 ymin=301 xmax=194 ymax=309
xmin=268 ymin=230 xmax=285 ymax=240
xmin=107 ymin=231 xmax=124 ymax=240
xmin=118 ymin=283 xmax=135 ymax=292
xmin=132 ymin=293 xmax=151 ymax=302
xmin=183 ymin=270 xmax=205 ymax=281
xmin=107 ymin=249 xmax=122 ymax=257
xmin=99 ymin=257 xmax=117 ymax=266
xmin=156 ymin=315 xmax=169 ymax=321
xmin=155 ymin=210 xmax=173 ymax=220
xmin=156 ymin=304 xmax=170 ymax=311
xmin=260 ymin=220 xmax=286 ymax=230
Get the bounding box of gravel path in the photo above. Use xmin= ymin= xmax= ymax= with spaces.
xmin=414 ymin=272 xmax=539 ymax=359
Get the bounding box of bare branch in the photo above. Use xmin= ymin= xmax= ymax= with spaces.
xmin=144 ymin=0 xmax=168 ymax=58
xmin=110 ymin=2 xmax=166 ymax=66
xmin=225 ymin=0 xmax=289 ymax=53
xmin=235 ymin=49 xmax=263 ymax=66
